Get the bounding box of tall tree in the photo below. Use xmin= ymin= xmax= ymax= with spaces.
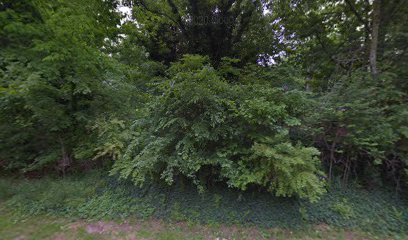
xmin=123 ymin=0 xmax=277 ymax=65
xmin=369 ymin=0 xmax=381 ymax=78
xmin=0 ymin=0 xmax=134 ymax=173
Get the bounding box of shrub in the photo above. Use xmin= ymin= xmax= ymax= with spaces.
xmin=331 ymin=198 xmax=354 ymax=219
xmin=112 ymin=55 xmax=326 ymax=201
xmin=305 ymin=71 xmax=408 ymax=187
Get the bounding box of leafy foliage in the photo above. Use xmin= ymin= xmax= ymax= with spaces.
xmin=112 ymin=55 xmax=326 ymax=201
xmin=1 ymin=0 xmax=408 ymax=215
xmin=122 ymin=0 xmax=283 ymax=66
xmin=1 ymin=175 xmax=407 ymax=235
xmin=304 ymin=71 xmax=408 ymax=186
xmin=0 ymin=0 xmax=148 ymax=172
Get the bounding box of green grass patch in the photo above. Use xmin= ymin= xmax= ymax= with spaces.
xmin=0 ymin=205 xmax=401 ymax=240
xmin=1 ymin=171 xmax=407 ymax=238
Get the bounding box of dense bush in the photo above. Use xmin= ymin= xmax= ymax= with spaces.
xmin=112 ymin=55 xmax=326 ymax=201
xmin=305 ymin=72 xmax=408 ymax=187
xmin=1 ymin=0 xmax=407 ymax=220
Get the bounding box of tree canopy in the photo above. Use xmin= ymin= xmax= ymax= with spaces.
xmin=1 ymin=0 xmax=407 ymax=200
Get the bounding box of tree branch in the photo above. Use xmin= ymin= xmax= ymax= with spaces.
xmin=167 ymin=0 xmax=187 ymax=34
xmin=344 ymin=0 xmax=370 ymax=34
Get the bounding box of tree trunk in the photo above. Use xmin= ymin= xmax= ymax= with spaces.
xmin=59 ymin=137 xmax=72 ymax=177
xmin=369 ymin=0 xmax=381 ymax=78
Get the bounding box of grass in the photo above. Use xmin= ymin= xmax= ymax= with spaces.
xmin=0 ymin=206 xmax=390 ymax=240
xmin=1 ymin=172 xmax=407 ymax=239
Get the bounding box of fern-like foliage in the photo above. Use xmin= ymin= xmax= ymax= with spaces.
xmin=112 ymin=55 xmax=326 ymax=201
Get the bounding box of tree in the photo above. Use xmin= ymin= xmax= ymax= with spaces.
xmin=123 ymin=0 xmax=278 ymax=65
xmin=0 ymin=0 xmax=142 ymax=173
xmin=369 ymin=0 xmax=381 ymax=78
